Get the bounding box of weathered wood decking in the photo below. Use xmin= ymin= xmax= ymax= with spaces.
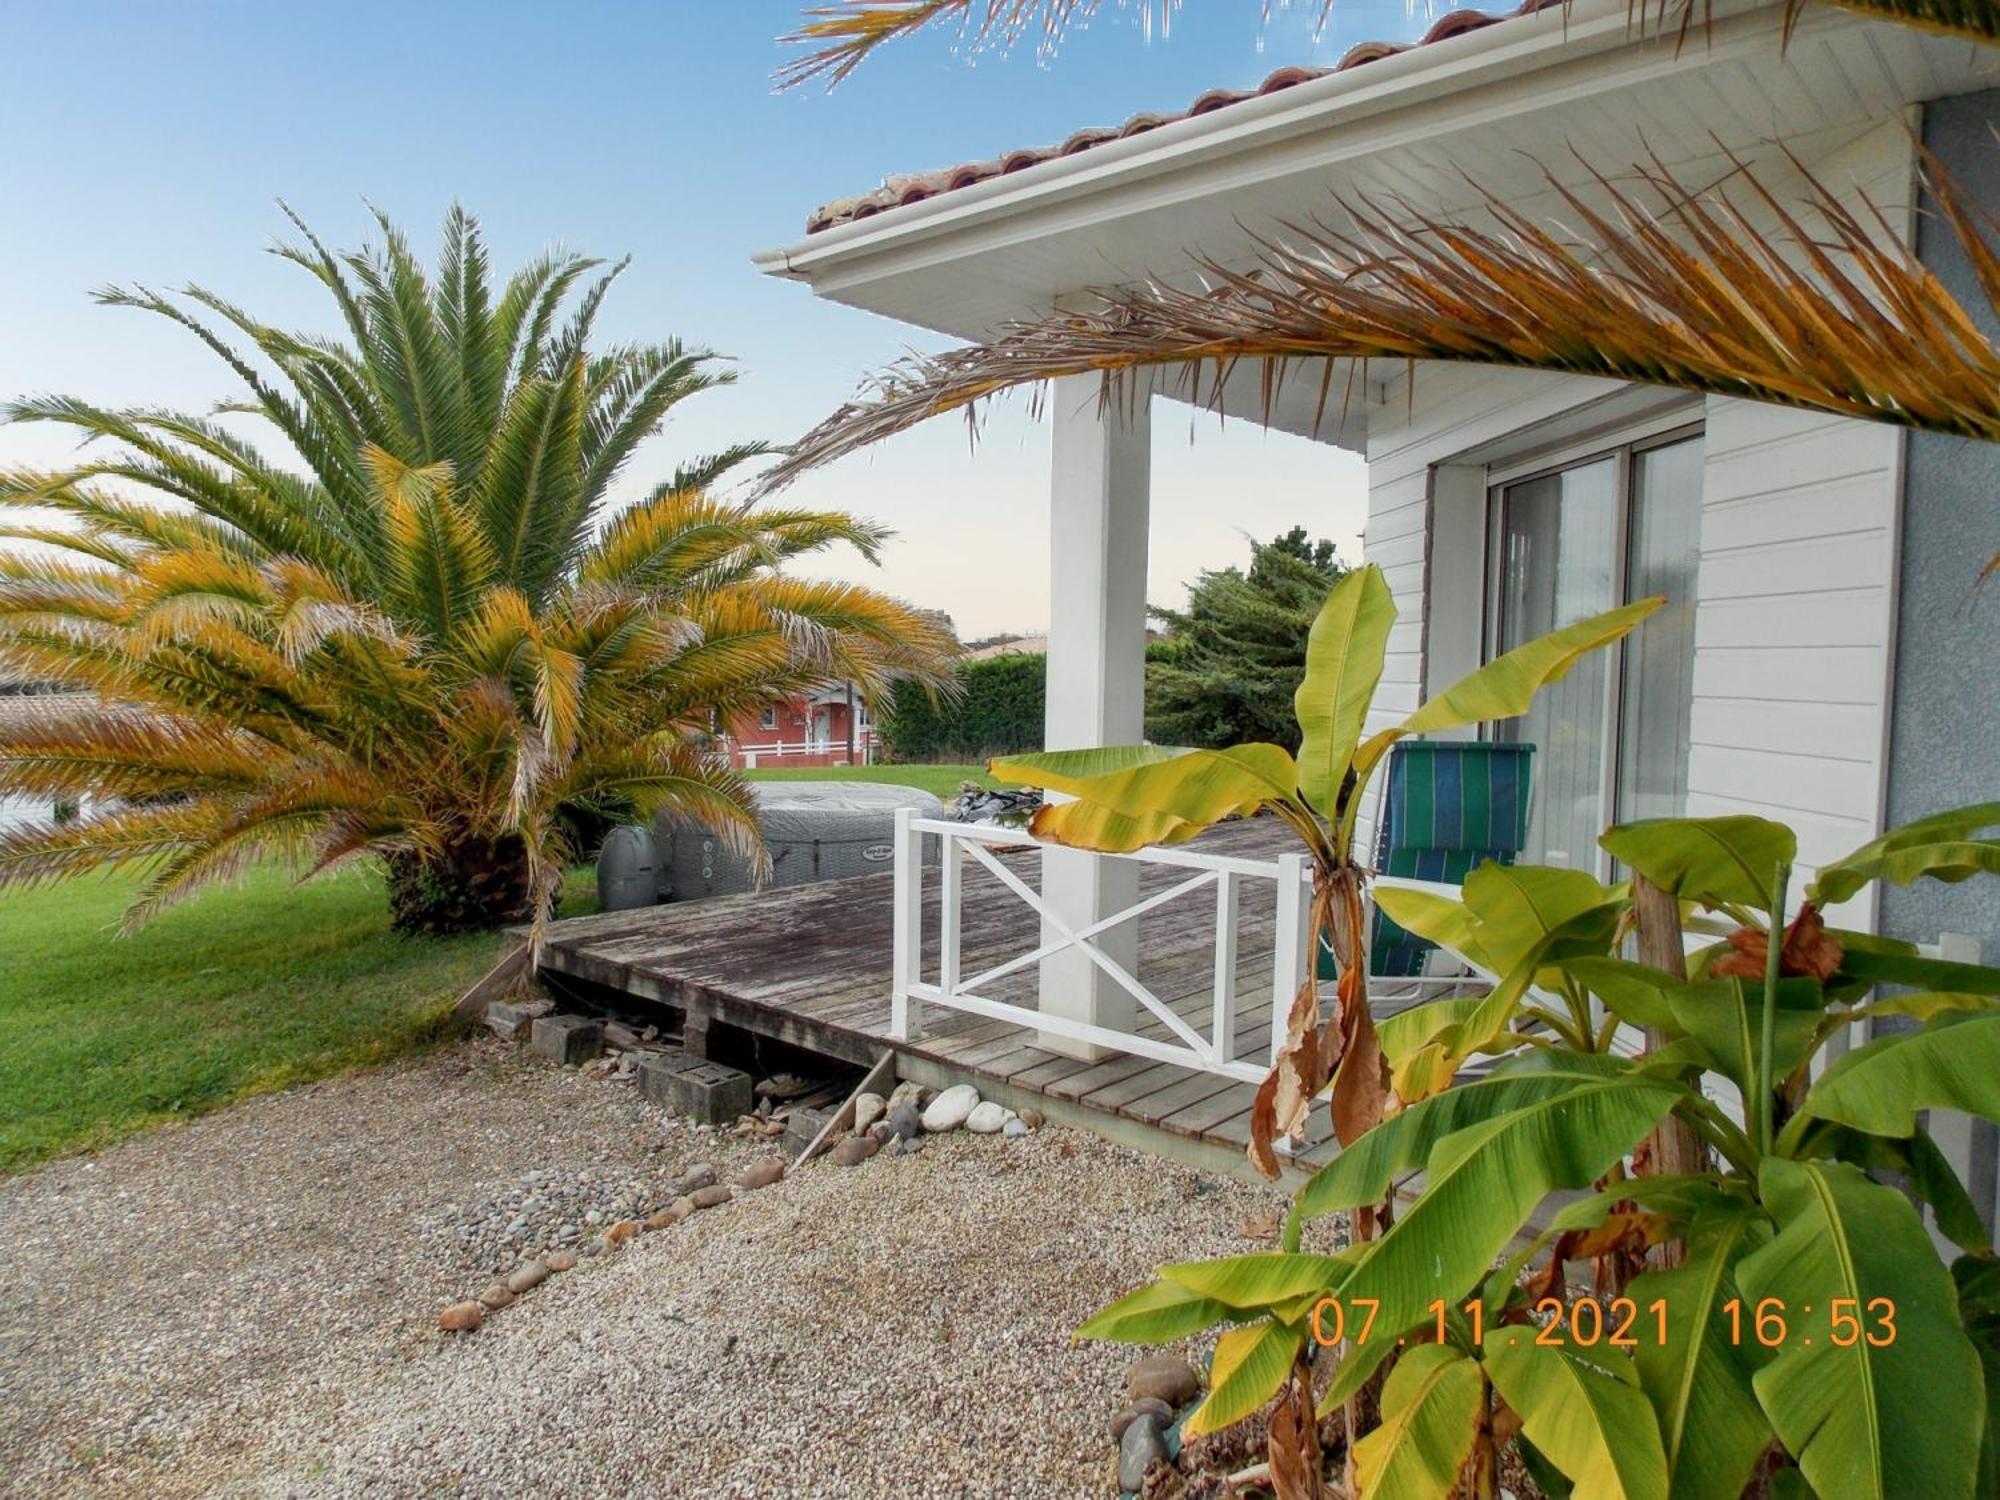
xmin=536 ymin=817 xmax=1344 ymax=1181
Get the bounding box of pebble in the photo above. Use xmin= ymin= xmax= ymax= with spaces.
xmin=437 ymin=1301 xmax=483 ymax=1334
xmin=852 ymin=1093 xmax=886 ymax=1132
xmin=476 ymin=1282 xmax=515 ymax=1311
xmin=830 ymin=1135 xmax=879 ymax=1167
xmin=674 ymin=1163 xmax=718 ymax=1195
xmin=1128 ymin=1354 xmax=1202 ymax=1407
xmin=922 ymin=1084 xmax=980 ymax=1133
xmin=689 ymin=1185 xmax=733 ymax=1210
xmin=1110 ymin=1396 xmax=1174 ymax=1443
xmin=506 ymin=1261 xmax=549 ymax=1295
xmin=886 ymin=1079 xmax=926 ymax=1113
xmin=738 ymin=1158 xmax=784 ymax=1190
xmin=1117 ymin=1412 xmax=1169 ymax=1491
xmin=1002 ymin=1117 xmax=1030 ymax=1138
xmin=546 ymin=1251 xmax=578 ymax=1272
xmin=965 ymin=1101 xmax=1011 ymax=1134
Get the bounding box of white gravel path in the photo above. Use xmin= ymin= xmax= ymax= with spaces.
xmin=0 ymin=1039 xmax=1307 ymax=1498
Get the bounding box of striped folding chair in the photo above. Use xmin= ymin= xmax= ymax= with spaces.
xmin=1318 ymin=740 xmax=1536 ymax=1005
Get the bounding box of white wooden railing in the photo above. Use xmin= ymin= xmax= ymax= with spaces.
xmin=890 ymin=811 xmax=1314 ymax=1083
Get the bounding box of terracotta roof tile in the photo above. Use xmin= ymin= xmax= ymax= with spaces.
xmin=804 ymin=0 xmax=1560 ymax=234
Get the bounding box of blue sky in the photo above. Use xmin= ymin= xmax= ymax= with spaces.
xmin=0 ymin=1 xmax=1444 ymax=637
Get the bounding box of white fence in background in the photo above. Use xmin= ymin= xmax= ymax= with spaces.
xmin=889 ymin=811 xmax=1313 ymax=1083
xmin=734 ymin=731 xmax=879 ymax=768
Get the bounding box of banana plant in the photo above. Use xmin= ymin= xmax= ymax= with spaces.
xmin=989 ymin=562 xmax=1659 ymax=1176
xmin=1081 ymin=804 xmax=2000 ymax=1499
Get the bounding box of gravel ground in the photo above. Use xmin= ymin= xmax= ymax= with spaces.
xmin=0 ymin=1038 xmax=1307 ymax=1498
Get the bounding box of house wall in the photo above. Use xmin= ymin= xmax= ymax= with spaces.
xmin=1683 ymin=400 xmax=1903 ymax=921
xmin=1356 ymin=119 xmax=1918 ymax=924
xmin=1886 ymin=88 xmax=2000 ymax=954
xmin=723 ymin=696 xmax=870 ymax=769
xmin=1887 ymin=87 xmax=2000 ymax=1232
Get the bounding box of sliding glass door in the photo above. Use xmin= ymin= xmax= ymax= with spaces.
xmin=1489 ymin=429 xmax=1703 ymax=874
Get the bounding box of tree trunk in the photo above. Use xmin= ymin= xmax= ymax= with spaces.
xmin=1632 ymin=874 xmax=1708 ymax=1267
xmin=385 ymin=831 xmax=536 ymax=936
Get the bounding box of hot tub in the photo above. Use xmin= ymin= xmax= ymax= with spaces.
xmin=654 ymin=780 xmax=946 ymax=903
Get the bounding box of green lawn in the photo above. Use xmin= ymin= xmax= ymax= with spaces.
xmin=1 ymin=764 xmax=977 ymax=1173
xmin=743 ymin=762 xmax=994 ymax=801
xmin=0 ymin=864 xmax=597 ymax=1173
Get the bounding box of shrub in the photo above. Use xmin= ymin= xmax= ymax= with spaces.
xmin=880 ymin=650 xmax=1043 ymax=760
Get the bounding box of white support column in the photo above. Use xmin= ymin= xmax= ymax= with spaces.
xmin=891 ymin=807 xmax=922 ymax=1041
xmin=1038 ymin=375 xmax=1151 ymax=1059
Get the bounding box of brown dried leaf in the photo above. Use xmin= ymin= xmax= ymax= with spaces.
xmin=1709 ymin=901 xmax=1844 ymax=981
xmin=1249 ymin=975 xmax=1330 ymax=1180
xmin=1328 ymin=963 xmax=1389 ymax=1148
xmin=1267 ymin=1363 xmax=1326 ymax=1500
xmin=1570 ymin=1210 xmax=1674 ymax=1260
xmin=1240 ymin=1211 xmax=1283 ymax=1242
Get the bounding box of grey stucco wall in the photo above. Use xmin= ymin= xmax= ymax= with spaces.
xmin=1887 ymin=90 xmax=2000 ymax=1231
xmin=1883 ymin=89 xmax=2000 ymax=954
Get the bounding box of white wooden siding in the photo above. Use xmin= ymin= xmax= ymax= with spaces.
xmin=1685 ymin=399 xmax=1904 ymax=924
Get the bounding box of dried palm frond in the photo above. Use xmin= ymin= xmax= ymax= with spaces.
xmin=777 ymin=0 xmax=2000 ymax=92
xmin=1792 ymin=0 xmax=2000 ymax=42
xmin=763 ymin=149 xmax=2000 ymax=490
xmin=778 ymin=0 xmax=1136 ymax=89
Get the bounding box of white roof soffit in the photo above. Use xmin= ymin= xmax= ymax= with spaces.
xmin=753 ymin=0 xmax=1999 ymax=343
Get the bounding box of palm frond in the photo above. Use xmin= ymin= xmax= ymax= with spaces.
xmin=0 ymin=700 xmax=268 ymax=800
xmin=371 ymin=444 xmax=496 ymax=640
xmin=778 ymin=0 xmax=1133 ymax=89
xmin=765 ymin=149 xmax=2000 ymax=487
xmin=579 ymin=343 xmax=737 ymax=506
xmin=435 ymin=203 xmax=506 ymax=444
xmin=777 ymin=0 xmax=2000 ymax=93
xmin=1796 ymin=0 xmax=2000 ymax=43
xmin=659 ymin=441 xmax=772 ymax=500
xmin=472 ymin=356 xmax=590 ymax=596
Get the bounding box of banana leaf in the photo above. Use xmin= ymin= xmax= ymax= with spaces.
xmin=1293 ymin=564 xmax=1395 ymax=819
xmin=1351 ymin=1343 xmax=1484 ymax=1500
xmin=1599 ymin=816 xmax=1796 ymax=912
xmin=1629 ymin=1200 xmax=1775 ymax=1500
xmin=1485 ymin=1337 xmax=1669 ymax=1500
xmin=1736 ymin=1157 xmax=1983 ymax=1500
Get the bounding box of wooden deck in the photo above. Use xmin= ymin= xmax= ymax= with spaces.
xmin=536 ymin=817 xmax=1344 ymax=1182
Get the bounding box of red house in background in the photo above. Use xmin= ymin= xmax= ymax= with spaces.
xmin=720 ymin=682 xmax=877 ymax=768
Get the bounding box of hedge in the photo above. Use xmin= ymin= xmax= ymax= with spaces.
xmin=879 ymin=651 xmax=1045 ymax=761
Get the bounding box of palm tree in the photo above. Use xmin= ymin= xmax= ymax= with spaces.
xmin=0 ymin=207 xmax=957 ymax=933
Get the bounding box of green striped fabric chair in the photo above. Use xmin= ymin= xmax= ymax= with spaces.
xmin=1318 ymin=739 xmax=1536 ymax=982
